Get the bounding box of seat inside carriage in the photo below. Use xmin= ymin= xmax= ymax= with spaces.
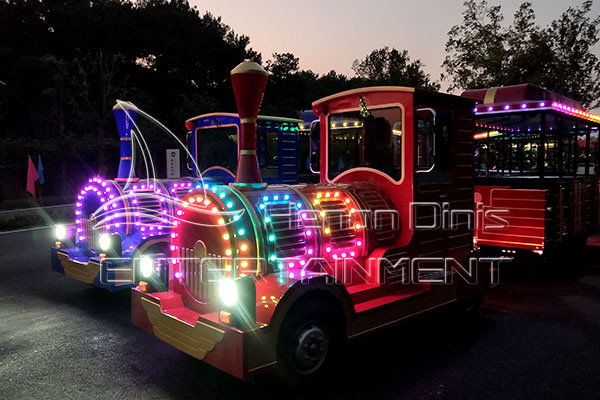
xmin=462 ymin=84 xmax=600 ymax=252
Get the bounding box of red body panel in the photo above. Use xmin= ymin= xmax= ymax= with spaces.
xmin=475 ymin=185 xmax=546 ymax=250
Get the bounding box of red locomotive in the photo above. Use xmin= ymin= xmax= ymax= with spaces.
xmin=131 ymin=62 xmax=491 ymax=379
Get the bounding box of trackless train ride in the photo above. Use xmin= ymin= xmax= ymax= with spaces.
xmin=50 ymin=61 xmax=600 ymax=380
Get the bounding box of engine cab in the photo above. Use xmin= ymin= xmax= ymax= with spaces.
xmin=131 ymin=62 xmax=489 ymax=380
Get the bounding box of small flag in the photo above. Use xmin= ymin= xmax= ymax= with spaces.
xmin=37 ymin=155 xmax=45 ymax=185
xmin=26 ymin=155 xmax=39 ymax=197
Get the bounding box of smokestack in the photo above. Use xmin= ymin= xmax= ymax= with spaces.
xmin=112 ymin=101 xmax=138 ymax=180
xmin=230 ymin=61 xmax=268 ymax=184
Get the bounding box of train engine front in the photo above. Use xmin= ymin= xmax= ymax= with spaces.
xmin=51 ymin=102 xmax=200 ymax=290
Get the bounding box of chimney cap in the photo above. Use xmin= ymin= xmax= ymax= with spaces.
xmin=231 ymin=61 xmax=268 ymax=76
xmin=113 ymin=100 xmax=138 ymax=111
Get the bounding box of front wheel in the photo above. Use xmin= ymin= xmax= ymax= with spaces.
xmin=277 ymin=301 xmax=343 ymax=381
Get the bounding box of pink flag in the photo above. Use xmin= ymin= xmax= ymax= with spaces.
xmin=26 ymin=155 xmax=39 ymax=197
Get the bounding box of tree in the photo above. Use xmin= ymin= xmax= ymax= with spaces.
xmin=443 ymin=0 xmax=600 ymax=108
xmin=352 ymin=47 xmax=440 ymax=90
xmin=545 ymin=1 xmax=600 ymax=108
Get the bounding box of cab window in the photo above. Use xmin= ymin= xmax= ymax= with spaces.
xmin=328 ymin=107 xmax=403 ymax=181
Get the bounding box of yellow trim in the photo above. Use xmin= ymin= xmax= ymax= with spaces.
xmin=313 ymin=86 xmax=415 ymax=109
xmin=185 ymin=112 xmax=302 ymax=124
xmin=58 ymin=252 xmax=99 ymax=284
xmin=141 ymin=298 xmax=225 ymax=360
xmin=120 ymin=137 xmax=132 ymax=141
xmin=483 ymin=87 xmax=499 ymax=104
xmin=120 ymin=157 xmax=132 ymax=160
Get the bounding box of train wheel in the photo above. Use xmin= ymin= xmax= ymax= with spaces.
xmin=277 ymin=300 xmax=343 ymax=382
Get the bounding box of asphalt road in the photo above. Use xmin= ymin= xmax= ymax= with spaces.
xmin=1 ymin=227 xmax=599 ymax=399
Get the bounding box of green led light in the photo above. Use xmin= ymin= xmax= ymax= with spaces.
xmin=226 ymin=201 xmax=233 ymax=209
xmin=219 ymin=192 xmax=226 ymax=199
xmin=233 ymin=215 xmax=240 ymax=221
xmin=278 ymin=263 xmax=284 ymax=270
xmin=268 ymin=234 xmax=275 ymax=242
xmin=264 ymin=217 xmax=271 ymax=223
xmin=269 ymin=254 xmax=277 ymax=261
xmin=238 ymin=228 xmax=245 ymax=236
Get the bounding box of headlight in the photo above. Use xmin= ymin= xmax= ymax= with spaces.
xmin=55 ymin=225 xmax=66 ymax=240
xmin=218 ymin=279 xmax=238 ymax=307
xmin=140 ymin=256 xmax=153 ymax=278
xmin=99 ymin=233 xmax=111 ymax=251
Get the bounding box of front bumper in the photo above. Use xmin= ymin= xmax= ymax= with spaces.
xmin=51 ymin=246 xmax=136 ymax=291
xmin=131 ymin=288 xmax=277 ymax=379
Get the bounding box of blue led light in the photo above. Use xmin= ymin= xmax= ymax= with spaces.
xmin=238 ymin=228 xmax=245 ymax=236
xmin=273 ymin=195 xmax=279 ymax=201
xmin=219 ymin=192 xmax=226 ymax=199
xmin=195 ymin=184 xmax=202 ymax=189
xmin=268 ymin=234 xmax=275 ymax=242
xmin=284 ymin=194 xmax=290 ymax=200
xmin=259 ymin=204 xmax=265 ymax=210
xmin=226 ymin=201 xmax=233 ymax=209
xmin=264 ymin=217 xmax=271 ymax=223
xmin=233 ymin=215 xmax=240 ymax=221
xmin=203 ymin=184 xmax=209 ymax=189
xmin=263 ymin=195 xmax=269 ymax=202
xmin=297 ymin=202 xmax=302 ymax=208
xmin=211 ymin=186 xmax=217 ymax=192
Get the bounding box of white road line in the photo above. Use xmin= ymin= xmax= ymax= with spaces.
xmin=0 ymin=225 xmax=53 ymax=235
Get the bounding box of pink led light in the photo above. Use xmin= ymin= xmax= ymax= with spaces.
xmin=175 ymin=271 xmax=181 ymax=279
xmin=307 ymin=248 xmax=314 ymax=255
xmin=300 ymin=270 xmax=306 ymax=277
xmin=350 ymin=251 xmax=356 ymax=256
xmin=171 ymin=233 xmax=177 ymax=238
xmin=356 ymin=240 xmax=362 ymax=247
xmin=325 ymin=246 xmax=332 ymax=252
xmin=332 ymin=254 xmax=338 ymax=259
xmin=305 ymin=230 xmax=312 ymax=237
xmin=170 ymin=245 xmax=175 ymax=251
xmin=289 ymin=272 xmax=295 ymax=279
xmin=79 ymin=235 xmax=85 ymax=241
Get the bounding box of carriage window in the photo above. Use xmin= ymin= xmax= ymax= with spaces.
xmin=266 ymin=130 xmax=278 ymax=167
xmin=417 ymin=109 xmax=435 ymax=171
xmin=195 ymin=126 xmax=238 ymax=171
xmin=328 ymin=107 xmax=403 ymax=181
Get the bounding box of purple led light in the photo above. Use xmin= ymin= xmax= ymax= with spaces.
xmin=487 ymin=106 xmax=493 ymax=112
xmin=521 ymin=103 xmax=527 ymax=109
xmin=504 ymin=105 xmax=510 ymax=110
